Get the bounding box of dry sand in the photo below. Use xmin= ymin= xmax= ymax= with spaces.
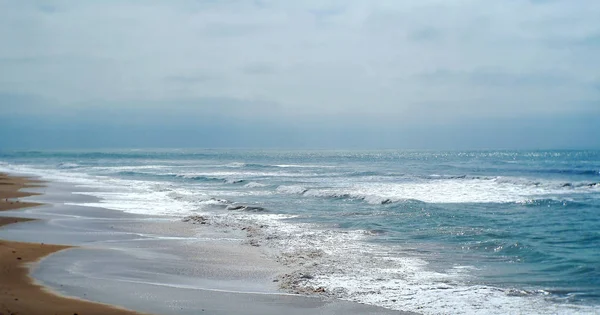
xmin=0 ymin=173 xmax=147 ymax=315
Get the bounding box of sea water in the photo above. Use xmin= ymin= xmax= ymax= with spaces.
xmin=1 ymin=149 xmax=599 ymax=314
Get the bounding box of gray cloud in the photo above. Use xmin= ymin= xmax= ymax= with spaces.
xmin=413 ymin=69 xmax=573 ymax=87
xmin=165 ymin=74 xmax=218 ymax=84
xmin=578 ymin=33 xmax=600 ymax=47
xmin=408 ymin=27 xmax=442 ymax=42
xmin=1 ymin=0 xmax=599 ymax=148
xmin=241 ymin=63 xmax=277 ymax=75
xmin=37 ymin=4 xmax=58 ymax=13
xmin=0 ymin=91 xmax=283 ymax=123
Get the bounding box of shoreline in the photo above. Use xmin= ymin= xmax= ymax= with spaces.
xmin=0 ymin=173 xmax=147 ymax=315
xmin=1 ymin=172 xmax=411 ymax=315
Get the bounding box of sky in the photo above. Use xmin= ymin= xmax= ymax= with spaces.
xmin=1 ymin=0 xmax=599 ymax=149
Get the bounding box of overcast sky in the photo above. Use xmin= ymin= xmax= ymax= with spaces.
xmin=1 ymin=0 xmax=599 ymax=149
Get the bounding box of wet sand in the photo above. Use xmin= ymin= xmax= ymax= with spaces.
xmin=0 ymin=173 xmax=146 ymax=315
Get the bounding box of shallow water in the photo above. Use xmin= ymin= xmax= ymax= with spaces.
xmin=2 ymin=149 xmax=599 ymax=314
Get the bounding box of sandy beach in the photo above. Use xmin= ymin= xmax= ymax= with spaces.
xmin=0 ymin=173 xmax=146 ymax=315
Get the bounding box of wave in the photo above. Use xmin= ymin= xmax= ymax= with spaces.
xmin=274 ymin=164 xmax=334 ymax=168
xmin=303 ymin=189 xmax=399 ymax=205
xmin=202 ymin=209 xmax=599 ymax=315
xmin=166 ymin=191 xmax=229 ymax=206
xmin=276 ymin=185 xmax=308 ymax=195
xmin=275 ymin=177 xmax=600 ymax=205
xmin=347 ymin=171 xmax=389 ymax=177
xmin=531 ymin=169 xmax=600 ymax=176
xmin=276 ymin=185 xmax=411 ymax=204
xmin=225 ymin=162 xmax=284 ymax=169
xmin=559 ymin=182 xmax=599 ymax=188
xmin=224 ymin=162 xmax=252 ymax=168
xmin=424 ymin=175 xmax=600 ymax=189
xmin=428 ymin=174 xmax=496 ymax=180
xmin=244 ymin=182 xmax=267 ymax=188
xmin=115 ymin=168 xmax=599 ymax=206
xmin=225 ymin=162 xmax=334 ymax=169
xmin=176 ymin=174 xmax=222 ymax=182
xmin=224 ymin=178 xmax=245 ymax=184
xmin=116 ymin=171 xmax=245 ymax=184
xmin=57 ymin=162 xmax=81 ymax=169
xmin=226 ymin=204 xmax=267 ymax=212
xmin=494 ymin=177 xmax=599 ymax=190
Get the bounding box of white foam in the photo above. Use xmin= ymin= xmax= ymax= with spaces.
xmin=0 ymin=163 xmax=210 ymax=216
xmin=224 ymin=178 xmax=245 ymax=184
xmin=298 ymin=178 xmax=588 ymax=204
xmin=172 ymin=170 xmax=317 ymax=178
xmin=0 ymin=163 xmax=106 ymax=187
xmin=67 ymin=183 xmax=200 ymax=216
xmin=57 ymin=162 xmax=81 ymax=169
xmin=276 ymin=185 xmax=308 ymax=194
xmin=225 ymin=162 xmax=247 ymax=168
xmin=201 ymin=208 xmax=599 ymax=315
xmin=244 ymin=182 xmax=267 ymax=188
xmin=274 ymin=164 xmax=335 ymax=168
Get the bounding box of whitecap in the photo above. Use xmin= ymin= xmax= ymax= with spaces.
xmin=244 ymin=182 xmax=267 ymax=188
xmin=276 ymin=185 xmax=308 ymax=194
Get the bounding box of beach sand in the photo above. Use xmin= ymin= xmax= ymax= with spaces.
xmin=0 ymin=173 xmax=147 ymax=315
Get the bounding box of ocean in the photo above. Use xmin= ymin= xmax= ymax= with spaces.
xmin=1 ymin=149 xmax=599 ymax=314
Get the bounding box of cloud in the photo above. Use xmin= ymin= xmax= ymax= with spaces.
xmin=577 ymin=33 xmax=600 ymax=47
xmin=413 ymin=69 xmax=572 ymax=87
xmin=408 ymin=27 xmax=442 ymax=42
xmin=241 ymin=63 xmax=277 ymax=75
xmin=0 ymin=0 xmax=599 ymax=148
xmin=164 ymin=74 xmax=218 ymax=84
xmin=37 ymin=4 xmax=58 ymax=13
xmin=0 ymin=91 xmax=282 ymax=123
xmin=0 ymin=93 xmax=49 ymax=115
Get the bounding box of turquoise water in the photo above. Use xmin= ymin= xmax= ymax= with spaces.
xmin=1 ymin=149 xmax=599 ymax=314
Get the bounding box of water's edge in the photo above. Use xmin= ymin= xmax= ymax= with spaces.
xmin=0 ymin=173 xmax=410 ymax=315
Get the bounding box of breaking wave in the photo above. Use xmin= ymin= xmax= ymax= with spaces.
xmin=116 ymin=171 xmax=246 ymax=184
xmin=276 ymin=185 xmax=308 ymax=195
xmin=276 ymin=177 xmax=600 ymax=204
xmin=244 ymin=182 xmax=268 ymax=188
xmin=57 ymin=162 xmax=81 ymax=169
